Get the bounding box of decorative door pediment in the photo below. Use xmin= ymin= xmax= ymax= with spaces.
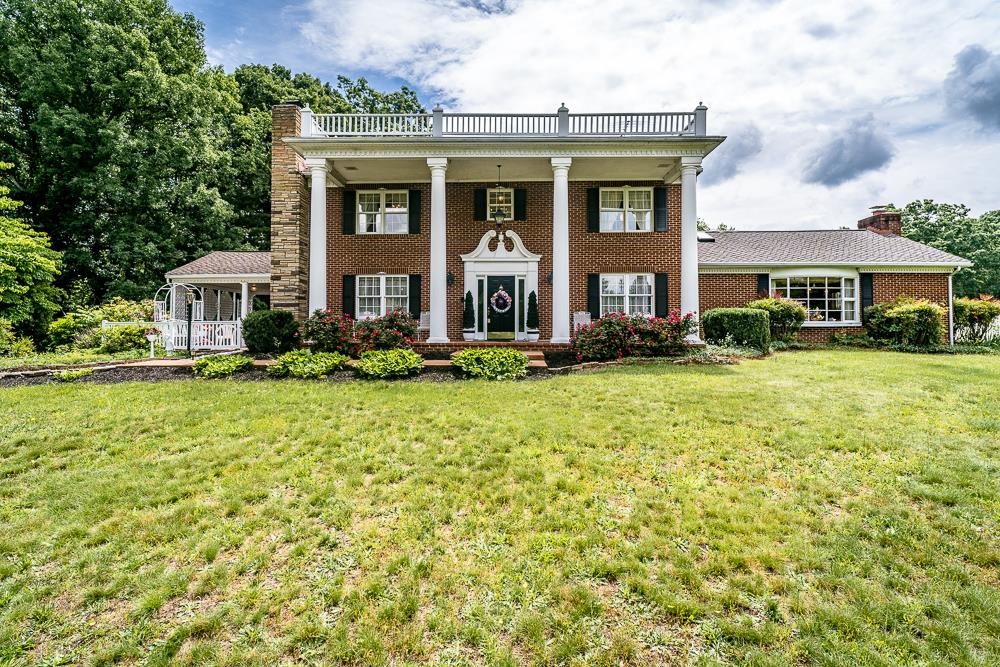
xmin=461 ymin=230 xmax=541 ymax=263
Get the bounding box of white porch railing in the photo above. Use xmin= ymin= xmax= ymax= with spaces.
xmin=304 ymin=105 xmax=707 ymax=138
xmin=104 ymin=319 xmax=243 ymax=352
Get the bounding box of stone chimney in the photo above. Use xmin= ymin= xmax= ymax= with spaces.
xmin=270 ymin=101 xmax=310 ymax=320
xmin=857 ymin=205 xmax=902 ymax=236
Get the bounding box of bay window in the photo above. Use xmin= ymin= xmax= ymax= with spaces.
xmin=357 ymin=275 xmax=409 ymax=319
xmin=771 ymin=275 xmax=858 ymax=323
xmin=600 ymin=187 xmax=652 ymax=232
xmin=600 ymin=273 xmax=654 ymax=316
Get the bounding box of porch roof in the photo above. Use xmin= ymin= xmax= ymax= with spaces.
xmin=165 ymin=251 xmax=271 ymax=282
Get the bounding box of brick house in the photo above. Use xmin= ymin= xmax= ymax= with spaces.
xmin=166 ymin=102 xmax=971 ymax=349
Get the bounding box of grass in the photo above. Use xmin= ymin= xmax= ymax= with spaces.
xmin=0 ymin=348 xmax=148 ymax=370
xmin=1 ymin=349 xmax=999 ymax=665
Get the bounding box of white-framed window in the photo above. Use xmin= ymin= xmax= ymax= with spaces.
xmin=357 ymin=191 xmax=409 ymax=234
xmin=771 ymin=276 xmax=858 ymax=323
xmin=357 ymin=275 xmax=409 ymax=319
xmin=600 ymin=187 xmax=652 ymax=232
xmin=600 ymin=273 xmax=654 ymax=316
xmin=488 ymin=188 xmax=513 ymax=221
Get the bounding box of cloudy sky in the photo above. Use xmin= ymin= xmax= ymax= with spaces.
xmin=171 ymin=0 xmax=1000 ymax=230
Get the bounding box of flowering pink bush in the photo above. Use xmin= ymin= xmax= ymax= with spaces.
xmin=353 ymin=310 xmax=418 ymax=352
xmin=302 ymin=310 xmax=356 ymax=355
xmin=572 ymin=311 xmax=696 ymax=361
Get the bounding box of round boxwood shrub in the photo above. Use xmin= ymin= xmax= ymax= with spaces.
xmin=452 ymin=347 xmax=529 ymax=380
xmin=267 ymin=349 xmax=350 ymax=379
xmin=746 ymin=297 xmax=806 ymax=342
xmin=702 ymin=308 xmax=771 ymax=352
xmin=865 ymin=297 xmax=944 ymax=347
xmin=242 ymin=309 xmax=300 ymax=354
xmin=356 ymin=349 xmax=424 ymax=379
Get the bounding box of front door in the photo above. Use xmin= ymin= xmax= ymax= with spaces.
xmin=486 ymin=275 xmax=516 ymax=340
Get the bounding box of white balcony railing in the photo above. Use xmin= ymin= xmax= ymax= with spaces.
xmin=302 ymin=105 xmax=707 ymax=138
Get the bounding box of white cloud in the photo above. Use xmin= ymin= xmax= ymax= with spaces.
xmin=295 ymin=0 xmax=1000 ymax=227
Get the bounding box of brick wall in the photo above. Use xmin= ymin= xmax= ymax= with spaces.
xmin=322 ymin=181 xmax=682 ymax=340
xmin=698 ymin=271 xmax=951 ymax=342
xmin=269 ymin=104 xmax=310 ymax=320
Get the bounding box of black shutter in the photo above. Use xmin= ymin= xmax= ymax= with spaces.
xmin=473 ymin=188 xmax=487 ymax=221
xmin=408 ymin=274 xmax=422 ymax=319
xmin=342 ymin=190 xmax=356 ymax=235
xmin=655 ymin=273 xmax=669 ymax=317
xmin=757 ymin=273 xmax=770 ymax=296
xmin=514 ymin=188 xmax=527 ymax=221
xmin=408 ymin=190 xmax=421 ymax=234
xmin=653 ymin=187 xmax=668 ymax=232
xmin=586 ymin=188 xmax=600 ymax=232
xmin=342 ymin=275 xmax=356 ymax=318
xmin=860 ymin=274 xmax=874 ymax=321
xmin=587 ymin=273 xmax=601 ymax=319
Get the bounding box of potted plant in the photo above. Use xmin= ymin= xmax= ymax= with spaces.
xmin=525 ymin=290 xmax=540 ymax=342
xmin=462 ymin=290 xmax=476 ymax=341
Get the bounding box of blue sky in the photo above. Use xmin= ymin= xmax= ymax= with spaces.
xmin=169 ymin=0 xmax=1000 ymax=230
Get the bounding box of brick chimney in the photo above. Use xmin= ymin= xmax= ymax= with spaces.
xmin=857 ymin=205 xmax=902 ymax=236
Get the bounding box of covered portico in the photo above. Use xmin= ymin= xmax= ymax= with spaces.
xmin=283 ymin=105 xmax=720 ymax=344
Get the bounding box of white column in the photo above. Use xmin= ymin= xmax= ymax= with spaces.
xmin=427 ymin=158 xmax=449 ymax=342
xmin=240 ymin=282 xmax=249 ymax=318
xmin=307 ymin=159 xmax=328 ymax=314
xmin=550 ymin=158 xmax=572 ymax=343
xmin=680 ymin=156 xmax=702 ymax=342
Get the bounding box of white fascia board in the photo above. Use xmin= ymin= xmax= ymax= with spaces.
xmin=698 ymin=263 xmax=967 ymax=273
xmin=166 ymin=273 xmax=270 ymax=284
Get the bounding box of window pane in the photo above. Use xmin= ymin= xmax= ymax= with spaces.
xmin=843 ymin=278 xmax=855 ymax=297
xmin=789 ymin=277 xmax=808 ymax=288
xmin=629 ymin=274 xmax=652 ymax=295
xmin=359 ymin=193 xmax=381 ymax=233
xmin=358 ymin=276 xmax=381 ymax=297
xmin=601 ymin=275 xmax=625 ymax=295
xmin=384 ymin=192 xmax=408 ymax=234
xmin=601 ymin=190 xmax=624 ymax=209
xmin=600 ymin=212 xmax=624 ymax=232
xmin=601 ymin=296 xmax=625 ymax=316
xmin=844 ymin=299 xmax=857 ymax=321
xmin=385 ymin=276 xmax=408 ymax=297
xmin=629 ymin=296 xmax=652 ymax=315
xmin=631 ymin=210 xmax=651 ymax=231
xmin=629 ymin=189 xmax=652 ymax=210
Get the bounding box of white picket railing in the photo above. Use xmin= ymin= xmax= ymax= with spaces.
xmin=103 ymin=319 xmax=243 ymax=352
xmin=305 ymin=106 xmax=706 ymax=138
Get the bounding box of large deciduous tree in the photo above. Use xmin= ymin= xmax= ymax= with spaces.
xmin=896 ymin=200 xmax=1000 ymax=298
xmin=0 ymin=0 xmax=241 ymax=300
xmin=0 ymin=162 xmax=61 ymax=339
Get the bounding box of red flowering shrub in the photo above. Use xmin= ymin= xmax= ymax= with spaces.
xmin=302 ymin=310 xmax=355 ymax=355
xmin=354 ymin=310 xmax=418 ymax=352
xmin=572 ymin=311 xmax=695 ymax=361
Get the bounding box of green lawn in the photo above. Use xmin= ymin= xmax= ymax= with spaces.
xmin=1 ymin=350 xmax=999 ymax=666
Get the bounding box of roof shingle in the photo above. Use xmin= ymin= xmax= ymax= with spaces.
xmin=165 ymin=251 xmax=272 ymax=277
xmin=698 ymin=230 xmax=971 ymax=267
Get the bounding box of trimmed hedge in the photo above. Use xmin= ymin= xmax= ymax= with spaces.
xmin=267 ymin=349 xmax=350 ymax=379
xmin=865 ymin=297 xmax=944 ymax=347
xmin=242 ymin=309 xmax=300 ymax=354
xmin=452 ymin=347 xmax=529 ymax=380
xmin=356 ymin=349 xmax=424 ymax=379
xmin=192 ymin=354 xmax=254 ymax=378
xmin=99 ymin=325 xmax=147 ymax=353
xmin=702 ymin=308 xmax=771 ymax=352
xmin=747 ymin=297 xmax=806 ymax=342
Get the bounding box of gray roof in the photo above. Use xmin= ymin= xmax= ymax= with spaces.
xmin=698 ymin=230 xmax=971 ymax=267
xmin=166 ymin=251 xmax=272 ymax=277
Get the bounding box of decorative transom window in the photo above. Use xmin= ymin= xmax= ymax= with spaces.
xmin=357 ymin=275 xmax=409 ymax=319
xmin=600 ymin=187 xmax=652 ymax=232
xmin=357 ymin=191 xmax=409 ymax=234
xmin=771 ymin=276 xmax=858 ymax=323
xmin=488 ymin=188 xmax=513 ymax=221
xmin=600 ymin=273 xmax=653 ymax=316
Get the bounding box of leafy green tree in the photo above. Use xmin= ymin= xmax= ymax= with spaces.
xmin=0 ymin=0 xmax=241 ymax=299
xmin=0 ymin=162 xmax=61 ymax=340
xmin=220 ymin=67 xmax=424 ymax=251
xmin=894 ymin=200 xmax=1000 ymax=298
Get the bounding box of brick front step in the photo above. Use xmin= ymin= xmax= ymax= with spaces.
xmin=412 ymin=341 xmax=571 ymax=354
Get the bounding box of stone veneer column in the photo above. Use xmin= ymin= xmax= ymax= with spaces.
xmin=550 ymin=157 xmax=572 ymax=343
xmin=269 ymin=102 xmax=310 ymax=320
xmin=427 ymin=158 xmax=449 ymax=342
xmin=305 ymin=158 xmax=328 ymax=313
xmin=680 ymin=156 xmax=702 ymax=342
